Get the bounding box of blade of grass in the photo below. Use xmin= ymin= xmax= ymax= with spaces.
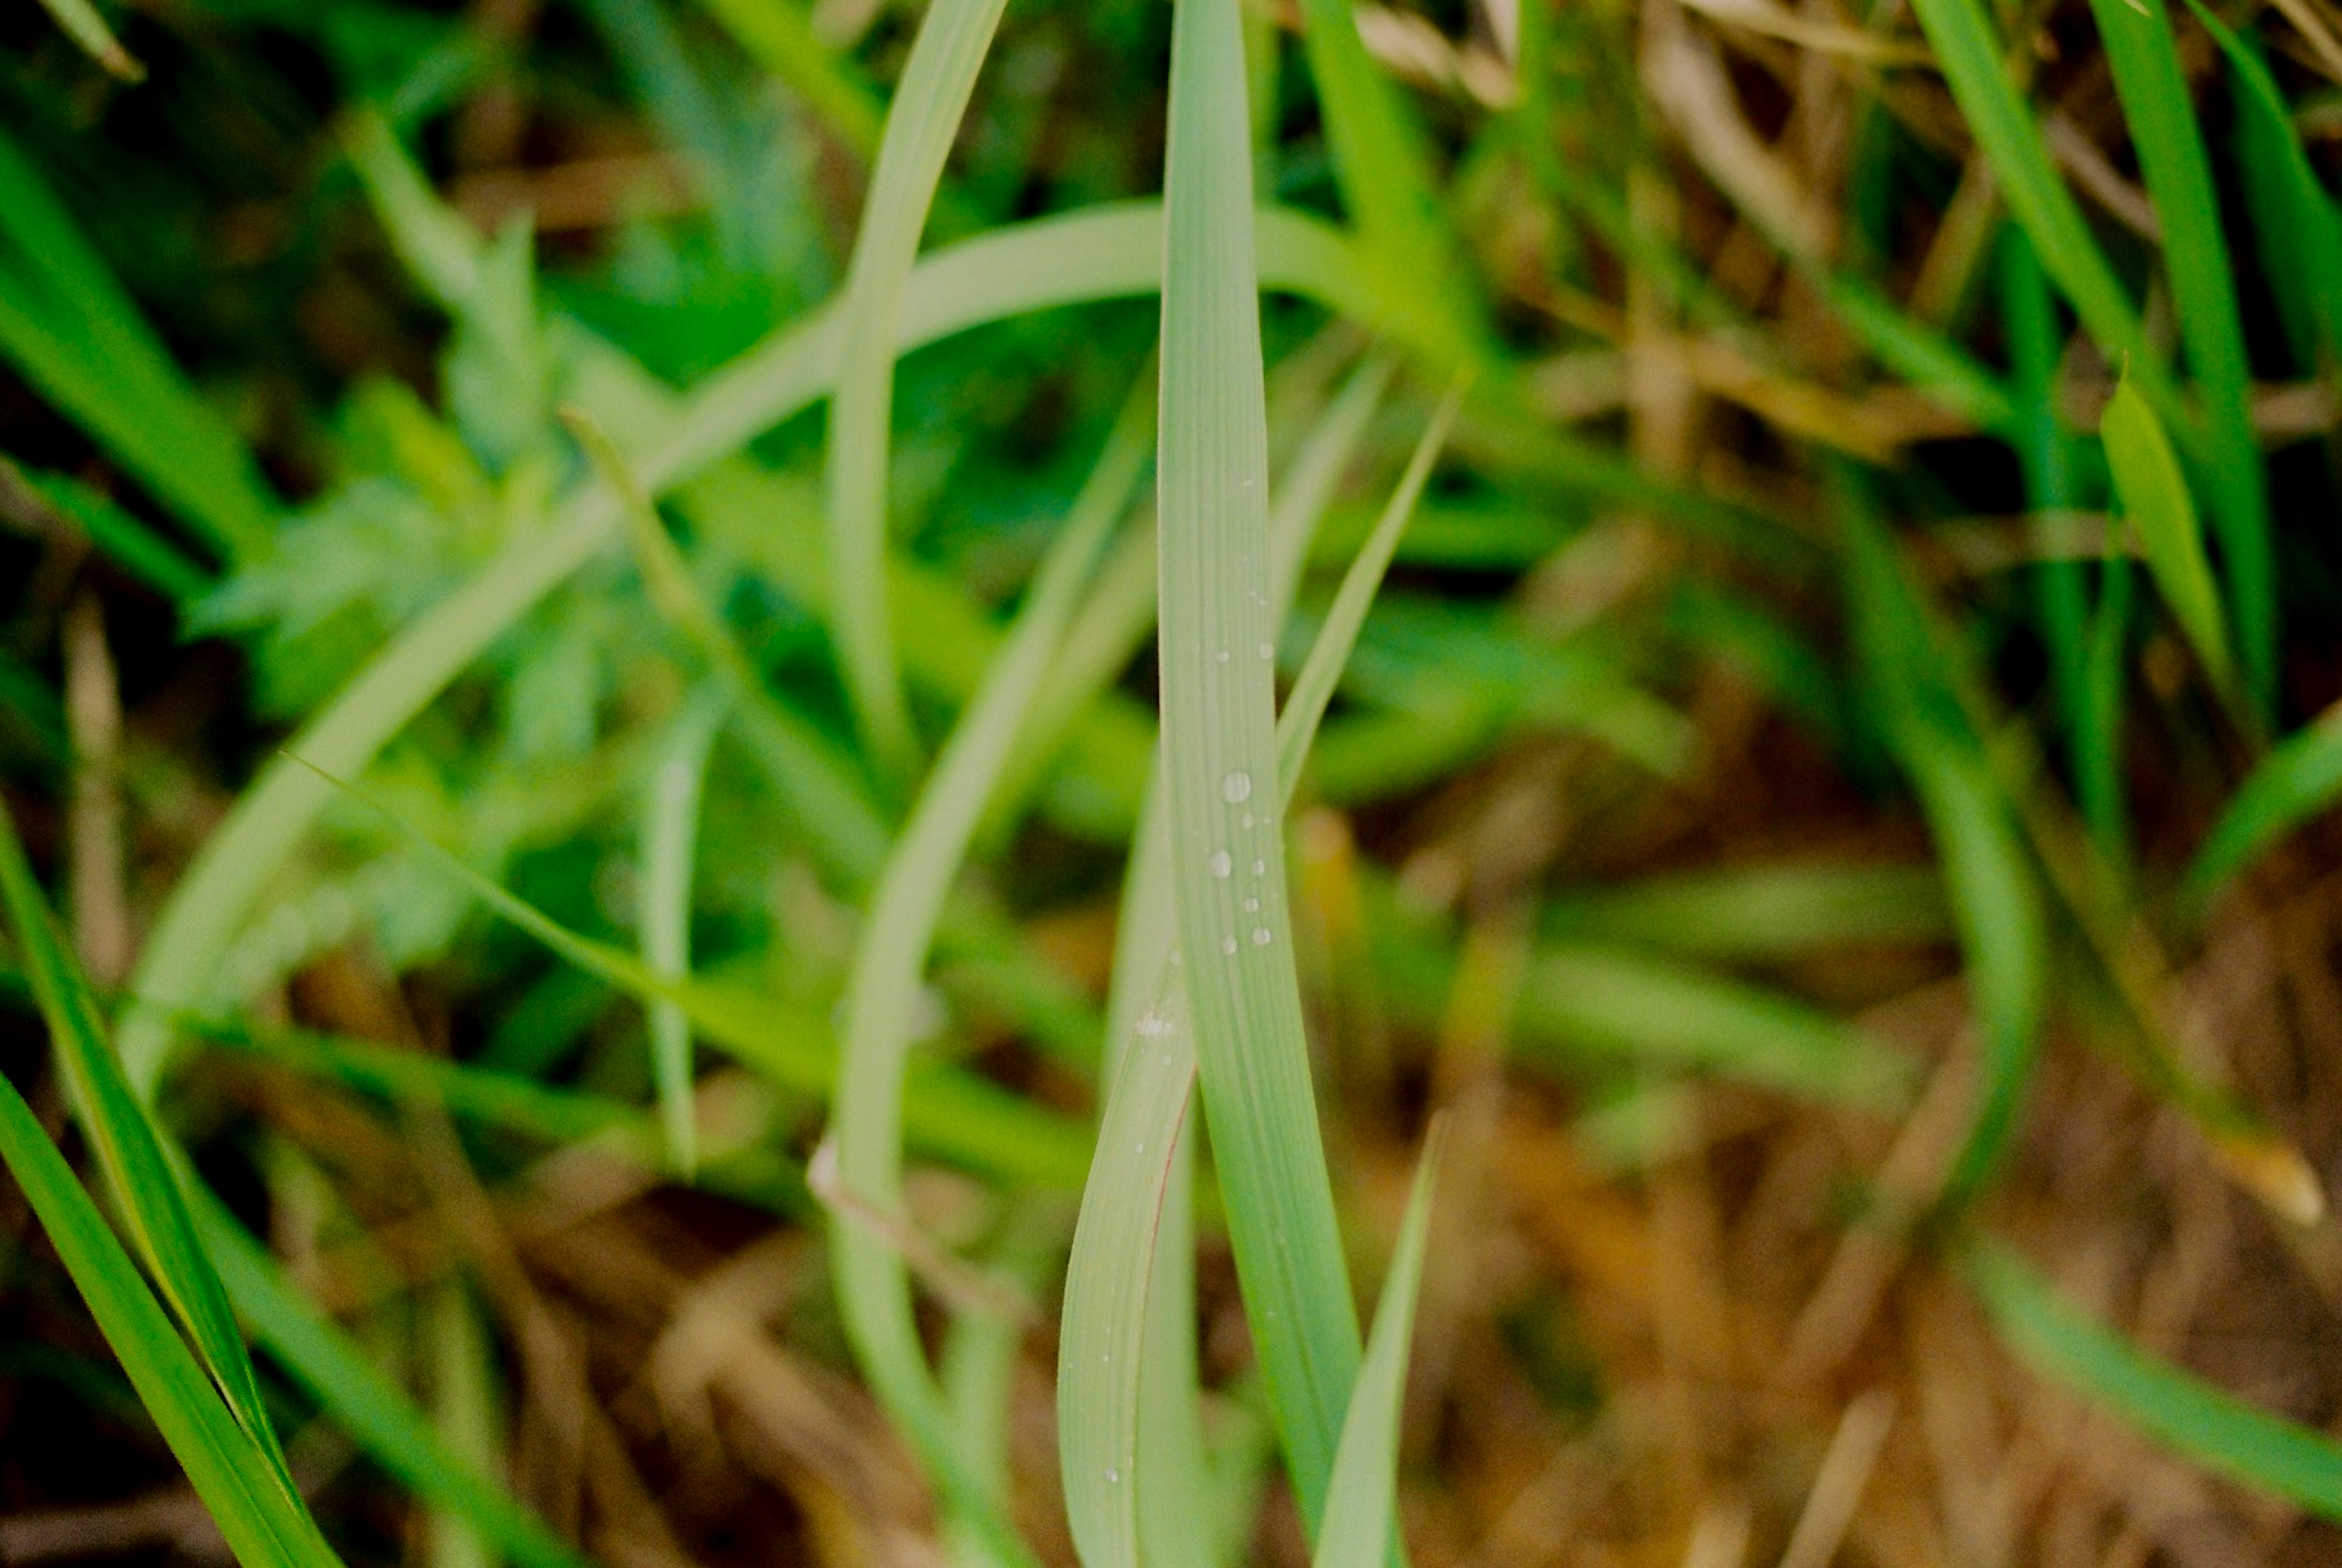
xmin=2183 ymin=702 xmax=2342 ymax=910
xmin=2085 ymin=0 xmax=2274 ymax=714
xmin=1061 ymin=385 xmax=1453 ymax=1568
xmin=1311 ymin=1123 xmax=1442 ymax=1568
xmin=825 ymin=384 xmax=1139 ymax=1559
xmin=1843 ymin=507 xmax=2046 ymax=1203
xmin=0 ymin=460 xmax=214 ymax=603
xmin=194 ymin=1202 xmax=593 ymax=1568
xmin=0 ymin=1070 xmax=336 ymax=1568
xmin=2180 ymin=0 xmax=2342 ymax=379
xmin=1158 ymin=0 xmax=1369 ymax=1523
xmin=638 ymin=694 xmax=723 ymax=1177
xmin=0 ymin=806 xmax=299 ymax=1485
xmin=2101 ymin=375 xmax=2238 ymax=707
xmin=1969 ymin=1242 xmax=2342 ymax=1520
xmin=823 ymin=0 xmax=1015 ymax=775
xmin=691 ymin=0 xmax=886 ymax=157
xmin=1900 ymin=0 xmax=2154 ymax=385
xmin=283 ymin=755 xmax=1095 ymax=1190
xmin=0 ymin=127 xmax=274 ymax=560
xmin=1537 ymin=863 xmax=1950 ymax=959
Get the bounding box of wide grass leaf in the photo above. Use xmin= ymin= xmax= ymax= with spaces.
xmin=2184 ymin=704 xmax=2342 ymax=908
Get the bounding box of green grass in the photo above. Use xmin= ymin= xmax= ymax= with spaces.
xmin=5 ymin=0 xmax=2342 ymax=1558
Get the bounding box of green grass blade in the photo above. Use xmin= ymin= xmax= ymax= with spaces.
xmin=1312 ymin=1125 xmax=1442 ymax=1568
xmin=1900 ymin=0 xmax=2147 ymax=374
xmin=285 ymin=756 xmax=1094 ymax=1190
xmin=1970 ymin=1242 xmax=2342 ymax=1520
xmin=1158 ymin=0 xmax=1364 ymax=1527
xmin=638 ymin=695 xmax=722 ymax=1176
xmin=0 ymin=806 xmax=299 ymax=1486
xmin=0 ymin=127 xmax=274 ymax=560
xmin=2181 ymin=0 xmax=2342 ymax=379
xmin=826 ymin=393 xmax=1135 ymax=1559
xmin=1843 ymin=510 xmax=2047 ymax=1205
xmin=1538 ymin=863 xmax=1950 ymax=959
xmin=1290 ymin=0 xmax=1474 ymax=350
xmin=0 ymin=1069 xmax=333 ymax=1568
xmin=823 ymin=0 xmax=1014 ymax=775
xmin=1517 ymin=946 xmax=1918 ymax=1109
xmin=2086 ymin=0 xmax=2274 ymax=714
xmin=2183 ymin=704 xmax=2342 ymax=909
xmin=1058 ymin=360 xmax=1402 ymax=1568
xmin=1279 ymin=382 xmax=1462 ymax=797
xmin=117 ymin=198 xmax=1383 ymax=1096
xmin=2101 ymin=376 xmax=2236 ymax=704
xmin=195 ymin=1203 xmax=593 ymax=1568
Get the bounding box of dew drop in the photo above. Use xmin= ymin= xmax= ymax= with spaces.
xmin=1106 ymin=1468 xmax=1121 ymax=1484
xmin=1252 ymin=926 xmax=1273 ymax=946
xmin=1215 ymin=649 xmax=1230 ymax=664
xmin=1207 ymin=848 xmax=1233 ymax=878
xmin=1252 ymin=859 xmax=1266 ymax=875
xmin=1258 ymin=642 xmax=1275 ymax=660
xmin=1241 ymin=812 xmax=1255 ymax=828
xmin=1242 ymin=897 xmax=1259 ymax=912
xmin=1221 ymin=935 xmax=1239 ymax=956
xmin=1222 ymin=770 xmax=1253 ymax=803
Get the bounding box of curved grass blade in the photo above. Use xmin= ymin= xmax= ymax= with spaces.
xmin=823 ymin=0 xmax=1015 ymax=774
xmin=1058 ymin=354 xmax=1403 ymax=1568
xmin=2085 ymin=0 xmax=2274 ymax=713
xmin=825 ymin=387 xmax=1141 ymax=1559
xmin=1538 ymin=863 xmax=1950 ymax=959
xmin=1970 ymin=1242 xmax=2342 ymax=1520
xmin=691 ymin=0 xmax=885 ymax=157
xmin=2183 ymin=703 xmax=2342 ymax=910
xmin=195 ymin=1203 xmax=593 ymax=1568
xmin=0 ymin=806 xmax=298 ymax=1486
xmin=2181 ymin=0 xmax=2342 ymax=379
xmin=0 ymin=127 xmax=274 ymax=560
xmin=0 ymin=1070 xmax=335 ymax=1568
xmin=0 ymin=461 xmax=213 ymax=603
xmin=116 ymin=198 xmax=1385 ymax=1097
xmin=1312 ymin=1123 xmax=1442 ymax=1568
xmin=1158 ymin=0 xmax=1366 ymax=1523
xmin=638 ymin=695 xmax=723 ymax=1176
xmin=2101 ymin=375 xmax=2236 ymax=706
xmin=1900 ymin=0 xmax=2150 ymax=382
xmin=282 ymin=756 xmax=1094 ymax=1190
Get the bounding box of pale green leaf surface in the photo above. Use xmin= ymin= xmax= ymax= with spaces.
xmin=2102 ymin=377 xmax=2235 ymax=700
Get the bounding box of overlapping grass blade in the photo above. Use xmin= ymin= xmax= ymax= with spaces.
xmin=2101 ymin=376 xmax=2237 ymax=707
xmin=116 ymin=198 xmax=1389 ymax=1096
xmin=195 ymin=1205 xmax=592 ymax=1568
xmin=638 ymin=695 xmax=723 ymax=1176
xmin=823 ymin=0 xmax=1014 ymax=773
xmin=2181 ymin=0 xmax=2342 ymax=378
xmin=1900 ymin=0 xmax=2147 ymax=379
xmin=0 ymin=126 xmax=274 ymax=560
xmin=691 ymin=0 xmax=886 ymax=157
xmin=0 ymin=807 xmax=295 ymax=1481
xmin=284 ymin=756 xmax=1094 ymax=1189
xmin=0 ymin=1069 xmax=337 ymax=1568
xmin=1312 ymin=1125 xmax=1442 ymax=1568
xmin=1 ymin=461 xmax=213 ymax=603
xmin=826 ymin=388 xmax=1140 ymax=1559
xmin=1156 ymin=0 xmax=1373 ymax=1525
xmin=2085 ymin=0 xmax=2274 ymax=712
xmin=1061 ymin=380 xmax=1451 ymax=1568
xmin=2183 ymin=704 xmax=2342 ymax=909
xmin=1970 ymin=1243 xmax=2342 ymax=1520
xmin=1844 ymin=509 xmax=2046 ymax=1203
